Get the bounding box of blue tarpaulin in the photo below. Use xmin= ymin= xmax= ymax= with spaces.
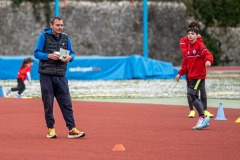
xmin=0 ymin=55 xmax=180 ymax=80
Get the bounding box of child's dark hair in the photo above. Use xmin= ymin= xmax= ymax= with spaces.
xmin=187 ymin=28 xmax=199 ymax=35
xmin=21 ymin=57 xmax=34 ymax=68
xmin=188 ymin=21 xmax=200 ymax=30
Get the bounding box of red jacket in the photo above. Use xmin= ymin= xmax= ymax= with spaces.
xmin=17 ymin=64 xmax=32 ymax=82
xmin=178 ymin=40 xmax=214 ymax=81
xmin=180 ymin=36 xmax=203 ymax=58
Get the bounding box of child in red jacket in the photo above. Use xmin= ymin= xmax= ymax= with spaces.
xmin=6 ymin=57 xmax=34 ymax=98
xmin=175 ymin=27 xmax=214 ymax=130
xmin=179 ymin=21 xmax=214 ymax=118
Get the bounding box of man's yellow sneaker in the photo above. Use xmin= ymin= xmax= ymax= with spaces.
xmin=204 ymin=110 xmax=214 ymax=118
xmin=188 ymin=110 xmax=195 ymax=118
xmin=68 ymin=127 xmax=85 ymax=139
xmin=47 ymin=128 xmax=57 ymax=138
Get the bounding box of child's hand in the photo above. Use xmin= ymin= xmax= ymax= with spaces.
xmin=175 ymin=74 xmax=181 ymax=82
xmin=205 ymin=61 xmax=211 ymax=67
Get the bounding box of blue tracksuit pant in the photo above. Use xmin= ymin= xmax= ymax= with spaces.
xmin=40 ymin=74 xmax=75 ymax=130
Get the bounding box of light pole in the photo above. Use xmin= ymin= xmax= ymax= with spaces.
xmin=55 ymin=0 xmax=60 ymax=16
xmin=143 ymin=0 xmax=148 ymax=58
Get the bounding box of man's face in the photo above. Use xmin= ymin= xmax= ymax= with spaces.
xmin=51 ymin=19 xmax=63 ymax=36
xmin=187 ymin=31 xmax=197 ymax=42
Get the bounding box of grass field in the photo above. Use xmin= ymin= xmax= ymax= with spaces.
xmin=1 ymin=71 xmax=240 ymax=100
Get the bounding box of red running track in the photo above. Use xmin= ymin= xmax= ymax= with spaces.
xmin=207 ymin=66 xmax=240 ymax=71
xmin=0 ymin=98 xmax=239 ymax=160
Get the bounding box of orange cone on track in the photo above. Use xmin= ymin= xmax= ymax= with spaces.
xmin=112 ymin=144 xmax=126 ymax=151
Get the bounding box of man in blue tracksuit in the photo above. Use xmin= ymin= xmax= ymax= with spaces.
xmin=34 ymin=16 xmax=85 ymax=139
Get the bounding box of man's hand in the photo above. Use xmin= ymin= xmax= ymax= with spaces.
xmin=205 ymin=60 xmax=212 ymax=67
xmin=61 ymin=56 xmax=72 ymax=63
xmin=175 ymin=74 xmax=181 ymax=82
xmin=48 ymin=53 xmax=60 ymax=60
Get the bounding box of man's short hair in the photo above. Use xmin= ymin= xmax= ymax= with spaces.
xmin=51 ymin=16 xmax=63 ymax=24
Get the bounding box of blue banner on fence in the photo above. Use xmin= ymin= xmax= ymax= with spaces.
xmin=0 ymin=55 xmax=181 ymax=80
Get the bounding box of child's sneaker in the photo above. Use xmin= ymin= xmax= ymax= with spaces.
xmin=16 ymin=94 xmax=22 ymax=98
xmin=47 ymin=128 xmax=57 ymax=138
xmin=192 ymin=116 xmax=210 ymax=130
xmin=204 ymin=123 xmax=210 ymax=128
xmin=5 ymin=88 xmax=11 ymax=96
xmin=204 ymin=110 xmax=214 ymax=118
xmin=188 ymin=110 xmax=195 ymax=118
xmin=68 ymin=127 xmax=85 ymax=138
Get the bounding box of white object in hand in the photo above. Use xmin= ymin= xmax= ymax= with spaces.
xmin=59 ymin=48 xmax=70 ymax=60
xmin=54 ymin=51 xmax=60 ymax=55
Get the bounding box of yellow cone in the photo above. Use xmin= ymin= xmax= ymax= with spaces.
xmin=235 ymin=117 xmax=240 ymax=123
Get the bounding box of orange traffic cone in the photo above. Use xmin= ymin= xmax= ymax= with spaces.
xmin=112 ymin=144 xmax=126 ymax=151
